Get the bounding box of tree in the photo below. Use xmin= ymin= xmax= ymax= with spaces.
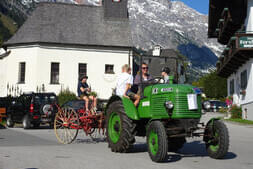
xmin=192 ymin=70 xmax=227 ymax=99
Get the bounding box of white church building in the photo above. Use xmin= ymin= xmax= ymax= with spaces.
xmin=0 ymin=0 xmax=133 ymax=99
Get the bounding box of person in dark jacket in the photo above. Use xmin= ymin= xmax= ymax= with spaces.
xmin=134 ymin=63 xmax=153 ymax=85
xmin=133 ymin=63 xmax=153 ymax=95
xmin=161 ymin=67 xmax=171 ymax=84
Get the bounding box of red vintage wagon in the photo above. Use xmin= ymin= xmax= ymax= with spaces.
xmin=54 ymin=100 xmax=105 ymax=144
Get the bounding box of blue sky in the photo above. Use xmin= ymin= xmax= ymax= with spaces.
xmin=175 ymin=0 xmax=209 ymax=15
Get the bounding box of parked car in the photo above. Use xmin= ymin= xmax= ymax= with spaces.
xmin=0 ymin=96 xmax=17 ymax=110
xmin=6 ymin=92 xmax=58 ymax=129
xmin=209 ymin=100 xmax=227 ymax=112
xmin=0 ymin=96 xmax=17 ymax=121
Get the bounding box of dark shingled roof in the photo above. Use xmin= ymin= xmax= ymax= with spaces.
xmin=4 ymin=2 xmax=133 ymax=48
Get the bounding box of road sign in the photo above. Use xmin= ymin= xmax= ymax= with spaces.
xmin=239 ymin=36 xmax=253 ymax=48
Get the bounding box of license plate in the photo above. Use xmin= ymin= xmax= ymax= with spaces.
xmin=187 ymin=94 xmax=198 ymax=110
xmin=41 ymin=118 xmax=50 ymax=122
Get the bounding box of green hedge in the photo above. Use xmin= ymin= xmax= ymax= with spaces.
xmin=58 ymin=89 xmax=77 ymax=106
xmin=230 ymin=105 xmax=242 ymax=119
xmin=219 ymin=107 xmax=228 ymax=114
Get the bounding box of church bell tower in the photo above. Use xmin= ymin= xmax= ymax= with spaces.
xmin=104 ymin=0 xmax=129 ymax=18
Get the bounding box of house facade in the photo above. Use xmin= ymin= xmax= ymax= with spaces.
xmin=1 ymin=0 xmax=133 ymax=99
xmin=208 ymin=0 xmax=253 ymax=120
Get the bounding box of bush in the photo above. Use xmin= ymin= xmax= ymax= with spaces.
xmin=58 ymin=89 xmax=77 ymax=106
xmin=219 ymin=107 xmax=228 ymax=114
xmin=90 ymin=91 xmax=98 ymax=97
xmin=230 ymin=105 xmax=242 ymax=119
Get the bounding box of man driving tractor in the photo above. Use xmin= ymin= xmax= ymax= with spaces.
xmin=77 ymin=75 xmax=97 ymax=114
xmin=134 ymin=63 xmax=153 ymax=85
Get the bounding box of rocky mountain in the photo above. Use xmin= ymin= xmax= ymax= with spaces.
xmin=1 ymin=0 xmax=223 ymax=72
xmin=129 ymin=0 xmax=223 ymax=70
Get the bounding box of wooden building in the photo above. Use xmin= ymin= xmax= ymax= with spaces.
xmin=208 ymin=0 xmax=253 ymax=120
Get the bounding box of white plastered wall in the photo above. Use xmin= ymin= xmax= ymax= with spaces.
xmin=0 ymin=56 xmax=8 ymax=96
xmin=3 ymin=46 xmax=39 ymax=96
xmin=245 ymin=0 xmax=253 ymax=32
xmin=1 ymin=45 xmax=132 ymax=99
xmin=227 ymin=59 xmax=253 ymax=120
xmin=227 ymin=58 xmax=253 ymax=105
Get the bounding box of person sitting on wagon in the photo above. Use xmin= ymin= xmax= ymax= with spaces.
xmin=161 ymin=67 xmax=171 ymax=84
xmin=77 ymin=75 xmax=97 ymax=114
xmin=116 ymin=64 xmax=140 ymax=107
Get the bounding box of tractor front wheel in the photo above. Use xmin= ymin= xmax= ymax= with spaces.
xmin=205 ymin=120 xmax=229 ymax=159
xmin=106 ymin=101 xmax=136 ymax=153
xmin=147 ymin=121 xmax=168 ymax=162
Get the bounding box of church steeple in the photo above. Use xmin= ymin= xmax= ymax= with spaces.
xmin=104 ymin=0 xmax=129 ymax=18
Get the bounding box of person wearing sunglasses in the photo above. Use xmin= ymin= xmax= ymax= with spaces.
xmin=134 ymin=63 xmax=153 ymax=86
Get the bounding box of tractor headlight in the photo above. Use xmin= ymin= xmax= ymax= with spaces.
xmin=203 ymin=101 xmax=211 ymax=110
xmin=165 ymin=101 xmax=174 ymax=109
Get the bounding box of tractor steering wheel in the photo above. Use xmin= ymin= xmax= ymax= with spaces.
xmin=147 ymin=76 xmax=163 ymax=84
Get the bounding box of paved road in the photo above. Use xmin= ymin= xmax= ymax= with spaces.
xmin=0 ymin=113 xmax=253 ymax=169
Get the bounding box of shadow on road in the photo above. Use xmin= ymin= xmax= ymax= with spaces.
xmin=10 ymin=125 xmax=53 ymax=130
xmin=128 ymin=141 xmax=237 ymax=163
xmin=179 ymin=141 xmax=237 ymax=160
xmin=75 ymin=138 xmax=106 ymax=144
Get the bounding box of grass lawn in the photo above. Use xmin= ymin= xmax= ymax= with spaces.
xmin=226 ymin=118 xmax=253 ymax=125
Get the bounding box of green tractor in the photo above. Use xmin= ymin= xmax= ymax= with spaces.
xmin=105 ymin=52 xmax=229 ymax=162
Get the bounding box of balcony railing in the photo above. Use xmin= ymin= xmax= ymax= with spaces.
xmin=216 ymin=8 xmax=243 ymax=45
xmin=217 ymin=33 xmax=253 ymax=77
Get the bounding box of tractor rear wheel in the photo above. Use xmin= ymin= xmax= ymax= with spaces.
xmin=106 ymin=101 xmax=136 ymax=153
xmin=205 ymin=120 xmax=229 ymax=159
xmin=147 ymin=121 xmax=168 ymax=162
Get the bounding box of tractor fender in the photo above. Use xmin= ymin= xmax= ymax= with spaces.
xmin=206 ymin=118 xmax=221 ymax=126
xmin=106 ymin=95 xmax=139 ymax=120
xmin=203 ymin=118 xmax=221 ymax=142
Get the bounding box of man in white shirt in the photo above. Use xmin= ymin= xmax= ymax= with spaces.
xmin=116 ymin=64 xmax=140 ymax=106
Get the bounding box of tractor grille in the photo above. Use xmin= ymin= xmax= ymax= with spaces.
xmin=174 ymin=93 xmax=200 ymax=113
xmin=151 ymin=93 xmax=201 ymax=115
xmin=151 ymin=96 xmax=167 ymax=113
xmin=174 ymin=94 xmax=189 ymax=112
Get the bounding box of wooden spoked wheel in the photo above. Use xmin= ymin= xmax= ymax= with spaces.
xmin=54 ymin=107 xmax=79 ymax=144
